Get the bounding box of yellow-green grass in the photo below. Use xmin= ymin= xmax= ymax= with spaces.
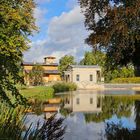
xmin=105 ymin=94 xmax=140 ymax=101
xmin=20 ymin=86 xmax=54 ymax=101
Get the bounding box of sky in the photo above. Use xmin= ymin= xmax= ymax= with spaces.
xmin=24 ymin=0 xmax=91 ymax=63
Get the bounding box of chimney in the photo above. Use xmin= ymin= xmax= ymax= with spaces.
xmin=44 ymin=56 xmax=56 ymax=64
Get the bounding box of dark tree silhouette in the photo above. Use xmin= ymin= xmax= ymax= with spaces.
xmin=79 ymin=0 xmax=140 ymax=75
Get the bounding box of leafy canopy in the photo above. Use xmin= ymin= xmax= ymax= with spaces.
xmin=59 ymin=55 xmax=76 ymax=75
xmin=80 ymin=50 xmax=105 ymax=66
xmin=79 ymin=0 xmax=140 ymax=72
xmin=79 ymin=50 xmax=134 ymax=82
xmin=0 ymin=0 xmax=37 ymax=106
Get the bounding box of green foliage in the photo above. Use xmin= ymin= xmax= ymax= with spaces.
xmin=0 ymin=0 xmax=37 ymax=106
xmin=80 ymin=50 xmax=105 ymax=66
xmin=21 ymin=83 xmax=77 ymax=101
xmin=111 ymin=77 xmax=140 ymax=83
xmin=53 ymin=82 xmax=77 ymax=93
xmin=0 ymin=105 xmax=24 ymax=139
xmin=0 ymin=104 xmax=65 ymax=140
xmin=29 ymin=65 xmax=44 ymax=86
xmin=21 ymin=86 xmax=54 ymax=101
xmin=16 ymin=84 xmax=27 ymax=90
xmin=59 ymin=55 xmax=76 ymax=76
xmin=105 ymin=66 xmax=134 ymax=82
xmin=80 ymin=51 xmax=134 ymax=82
xmin=79 ymin=0 xmax=140 ymax=75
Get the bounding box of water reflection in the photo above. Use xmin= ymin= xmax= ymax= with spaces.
xmin=61 ymin=91 xmax=103 ymax=113
xmin=30 ymin=90 xmax=140 ymax=140
xmin=84 ymin=96 xmax=133 ymax=123
xmin=102 ymin=100 xmax=140 ymax=140
xmin=24 ymin=114 xmax=66 ymax=140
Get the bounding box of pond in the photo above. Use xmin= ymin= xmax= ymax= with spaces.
xmin=26 ymin=89 xmax=140 ymax=140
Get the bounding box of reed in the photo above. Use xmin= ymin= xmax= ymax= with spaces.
xmin=0 ymin=104 xmax=65 ymax=140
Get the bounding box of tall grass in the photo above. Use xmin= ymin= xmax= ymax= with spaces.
xmin=0 ymin=104 xmax=65 ymax=140
xmin=0 ymin=104 xmax=25 ymax=140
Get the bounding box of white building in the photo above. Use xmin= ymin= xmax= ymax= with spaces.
xmin=64 ymin=65 xmax=104 ymax=89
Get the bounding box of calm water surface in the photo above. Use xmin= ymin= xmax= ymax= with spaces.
xmin=26 ymin=90 xmax=140 ymax=140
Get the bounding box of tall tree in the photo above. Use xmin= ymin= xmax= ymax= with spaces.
xmin=29 ymin=65 xmax=44 ymax=86
xmin=0 ymin=0 xmax=37 ymax=106
xmin=79 ymin=0 xmax=140 ymax=75
xmin=59 ymin=55 xmax=76 ymax=76
xmin=80 ymin=50 xmax=105 ymax=66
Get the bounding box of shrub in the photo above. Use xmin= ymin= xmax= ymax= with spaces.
xmin=111 ymin=77 xmax=140 ymax=83
xmin=52 ymin=82 xmax=77 ymax=93
xmin=16 ymin=84 xmax=27 ymax=90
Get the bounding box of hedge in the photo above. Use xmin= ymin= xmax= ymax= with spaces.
xmin=111 ymin=77 xmax=140 ymax=83
xmin=52 ymin=82 xmax=77 ymax=93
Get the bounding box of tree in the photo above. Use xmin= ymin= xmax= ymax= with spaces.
xmin=59 ymin=55 xmax=76 ymax=76
xmin=80 ymin=50 xmax=106 ymax=66
xmin=105 ymin=66 xmax=134 ymax=82
xmin=29 ymin=65 xmax=44 ymax=86
xmin=79 ymin=0 xmax=140 ymax=75
xmin=0 ymin=0 xmax=37 ymax=106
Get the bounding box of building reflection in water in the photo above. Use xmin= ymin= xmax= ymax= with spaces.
xmin=61 ymin=90 xmax=103 ymax=113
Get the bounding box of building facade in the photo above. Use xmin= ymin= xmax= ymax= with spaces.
xmin=64 ymin=65 xmax=104 ymax=89
xmin=22 ymin=56 xmax=61 ymax=85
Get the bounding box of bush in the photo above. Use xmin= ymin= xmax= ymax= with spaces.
xmin=111 ymin=77 xmax=140 ymax=83
xmin=52 ymin=82 xmax=77 ymax=93
xmin=104 ymin=67 xmax=134 ymax=82
xmin=16 ymin=84 xmax=27 ymax=90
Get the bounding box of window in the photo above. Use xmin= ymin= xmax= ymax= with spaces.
xmin=90 ymin=74 xmax=93 ymax=81
xmin=76 ymin=98 xmax=80 ymax=104
xmin=90 ymin=98 xmax=93 ymax=104
xmin=76 ymin=74 xmax=80 ymax=81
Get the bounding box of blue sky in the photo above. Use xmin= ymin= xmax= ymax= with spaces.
xmin=24 ymin=0 xmax=91 ymax=63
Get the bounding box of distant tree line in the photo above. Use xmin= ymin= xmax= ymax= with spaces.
xmin=58 ymin=51 xmax=135 ymax=82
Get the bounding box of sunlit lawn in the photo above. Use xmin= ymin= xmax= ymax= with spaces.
xmin=20 ymin=86 xmax=54 ymax=100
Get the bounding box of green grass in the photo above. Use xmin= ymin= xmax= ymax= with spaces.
xmin=20 ymin=86 xmax=54 ymax=101
xmin=20 ymin=82 xmax=77 ymax=101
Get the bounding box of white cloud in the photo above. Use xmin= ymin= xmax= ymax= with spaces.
xmin=34 ymin=7 xmax=48 ymax=26
xmin=66 ymin=0 xmax=78 ymax=9
xmin=35 ymin=0 xmax=51 ymax=4
xmin=24 ymin=6 xmax=91 ymax=63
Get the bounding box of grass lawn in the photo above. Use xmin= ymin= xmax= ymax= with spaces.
xmin=20 ymin=86 xmax=54 ymax=101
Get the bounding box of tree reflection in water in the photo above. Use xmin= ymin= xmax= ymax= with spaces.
xmin=28 ymin=94 xmax=140 ymax=140
xmin=84 ymin=96 xmax=133 ymax=123
xmin=105 ymin=122 xmax=140 ymax=140
xmin=104 ymin=100 xmax=140 ymax=140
